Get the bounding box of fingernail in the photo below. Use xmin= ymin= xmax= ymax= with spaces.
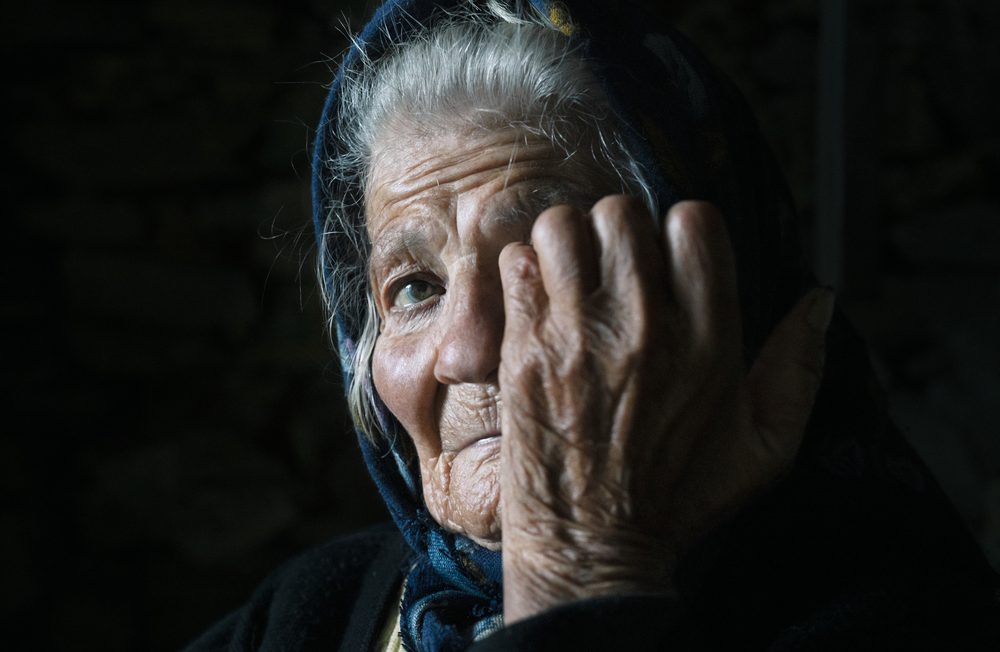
xmin=807 ymin=287 xmax=835 ymax=332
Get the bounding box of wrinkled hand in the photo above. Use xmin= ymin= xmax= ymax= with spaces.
xmin=497 ymin=198 xmax=834 ymax=623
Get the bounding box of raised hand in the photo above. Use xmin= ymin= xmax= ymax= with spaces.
xmin=497 ymin=198 xmax=834 ymax=622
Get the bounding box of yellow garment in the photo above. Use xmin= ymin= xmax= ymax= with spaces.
xmin=374 ymin=584 xmax=404 ymax=652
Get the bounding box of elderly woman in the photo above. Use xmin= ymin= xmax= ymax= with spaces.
xmin=187 ymin=1 xmax=998 ymax=650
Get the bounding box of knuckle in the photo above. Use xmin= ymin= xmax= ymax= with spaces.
xmin=509 ymin=256 xmax=537 ymax=282
xmin=592 ymin=193 xmax=643 ymax=218
xmin=592 ymin=195 xmax=659 ymax=256
xmin=669 ymin=200 xmax=722 ymax=225
xmin=668 ymin=200 xmax=728 ymax=247
xmin=591 ymin=194 xmax=639 ymax=228
xmin=532 ymin=204 xmax=579 ymax=245
xmin=501 ymin=248 xmax=539 ymax=284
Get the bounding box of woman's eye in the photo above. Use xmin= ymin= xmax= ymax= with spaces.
xmin=391 ymin=280 xmax=443 ymax=308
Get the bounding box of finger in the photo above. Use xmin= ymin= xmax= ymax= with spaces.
xmin=530 ymin=204 xmax=598 ymax=307
xmin=663 ymin=201 xmax=741 ymax=359
xmin=589 ymin=195 xmax=665 ymax=309
xmin=499 ymin=241 xmax=548 ymax=335
xmin=747 ymin=287 xmax=835 ymax=465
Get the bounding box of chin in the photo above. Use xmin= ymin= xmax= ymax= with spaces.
xmin=428 ymin=507 xmax=503 ymax=550
xmin=423 ymin=466 xmax=503 ymax=550
xmin=423 ymin=436 xmax=504 ymax=549
xmin=428 ymin=494 xmax=503 ymax=550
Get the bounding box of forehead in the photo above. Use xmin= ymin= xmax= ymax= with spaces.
xmin=364 ymin=127 xmax=612 ymax=243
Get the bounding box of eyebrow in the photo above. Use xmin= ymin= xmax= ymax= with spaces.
xmin=368 ymin=228 xmax=434 ymax=283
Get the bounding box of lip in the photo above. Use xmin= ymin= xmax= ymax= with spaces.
xmin=474 ymin=432 xmax=501 ymax=445
xmin=457 ymin=432 xmax=501 ymax=453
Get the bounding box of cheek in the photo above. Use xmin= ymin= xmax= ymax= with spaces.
xmin=372 ymin=333 xmax=440 ymax=454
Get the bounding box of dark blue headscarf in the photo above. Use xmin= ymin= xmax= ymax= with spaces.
xmin=312 ymin=1 xmax=814 ymax=649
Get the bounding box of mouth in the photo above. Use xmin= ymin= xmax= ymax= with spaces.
xmin=453 ymin=430 xmax=501 ymax=453
xmin=471 ymin=430 xmax=501 ymax=445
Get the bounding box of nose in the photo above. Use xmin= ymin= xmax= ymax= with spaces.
xmin=434 ymin=276 xmax=504 ymax=385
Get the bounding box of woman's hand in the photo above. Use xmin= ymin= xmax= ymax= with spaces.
xmin=497 ymin=198 xmax=834 ymax=623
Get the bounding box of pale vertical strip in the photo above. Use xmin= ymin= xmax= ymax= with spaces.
xmin=815 ymin=0 xmax=847 ymax=289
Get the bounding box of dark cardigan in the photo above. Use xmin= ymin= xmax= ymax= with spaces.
xmin=184 ymin=517 xmax=999 ymax=652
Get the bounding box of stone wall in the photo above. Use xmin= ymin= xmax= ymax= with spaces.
xmin=5 ymin=1 xmax=998 ymax=650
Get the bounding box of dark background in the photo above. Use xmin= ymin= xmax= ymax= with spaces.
xmin=4 ymin=1 xmax=998 ymax=650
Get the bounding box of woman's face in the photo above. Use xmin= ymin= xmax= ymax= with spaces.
xmin=366 ymin=127 xmax=613 ymax=548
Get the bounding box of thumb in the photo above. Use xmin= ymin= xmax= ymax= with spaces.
xmin=747 ymin=287 xmax=835 ymax=463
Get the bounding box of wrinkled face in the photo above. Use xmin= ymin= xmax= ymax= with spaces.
xmin=366 ymin=127 xmax=613 ymax=548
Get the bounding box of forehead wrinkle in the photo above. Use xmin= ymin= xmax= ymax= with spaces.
xmin=367 ymin=183 xmax=450 ymax=254
xmin=368 ymin=195 xmax=463 ymax=288
xmin=374 ymin=138 xmax=563 ymax=207
xmin=370 ymin=172 xmax=606 ymax=271
xmin=367 ymin=139 xmax=618 ymax=286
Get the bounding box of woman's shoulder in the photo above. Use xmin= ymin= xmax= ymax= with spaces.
xmin=182 ymin=522 xmax=409 ymax=652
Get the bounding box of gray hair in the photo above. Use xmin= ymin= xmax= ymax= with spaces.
xmin=319 ymin=1 xmax=656 ymax=441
